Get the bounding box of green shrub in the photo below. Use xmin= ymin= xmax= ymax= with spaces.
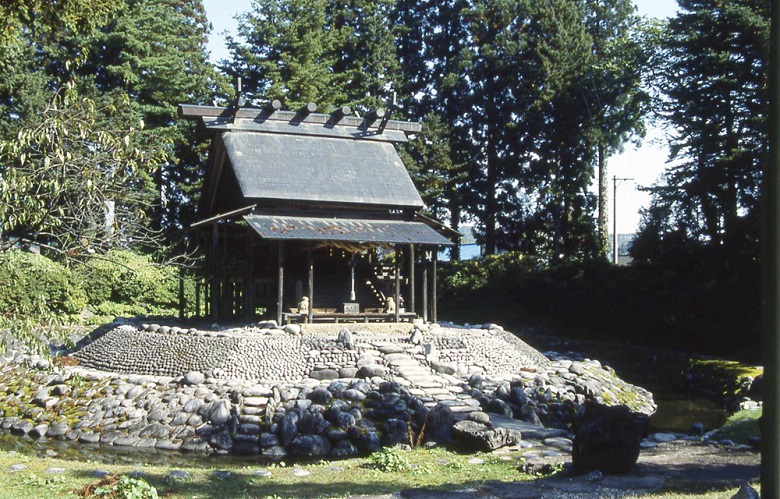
xmin=76 ymin=249 xmax=179 ymax=315
xmin=0 ymin=249 xmax=87 ymax=318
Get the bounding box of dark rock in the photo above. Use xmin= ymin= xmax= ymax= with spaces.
xmin=294 ymin=399 xmax=312 ymax=411
xmin=351 ymin=381 xmax=372 ymax=393
xmin=732 ymin=484 xmax=760 ymax=499
xmin=279 ymin=412 xmax=299 ymax=446
xmin=209 ymin=431 xmax=233 ymax=450
xmin=425 ymin=403 xmax=454 ymax=443
xmin=29 ymin=424 xmax=49 ymax=439
xmin=486 ymin=399 xmax=513 ymax=418
xmin=79 ymin=432 xmax=101 ymax=444
xmin=326 ymin=400 xmax=350 ymax=419
xmin=346 ymin=425 xmax=361 ymax=442
xmin=308 ymin=388 xmax=333 ymax=405
xmin=572 ymin=402 xmax=649 ymax=475
xmin=331 ymin=439 xmax=359 ymax=457
xmin=335 ymin=411 xmax=356 ymax=428
xmin=238 ymin=423 xmax=261 ymax=435
xmin=299 ymin=412 xmax=329 ymax=435
xmin=46 ymin=422 xmax=70 ymax=438
xmin=468 ymin=373 xmax=484 ymax=390
xmin=328 ymin=381 xmax=347 ymax=398
xmin=517 ymin=405 xmax=543 ymax=426
xmin=510 ymin=387 xmax=528 ymax=405
xmin=308 ymin=404 xmax=326 ymax=414
xmin=180 ymin=437 xmax=209 ymax=453
xmin=288 ymin=434 xmax=331 ymax=457
xmin=259 ymin=432 xmax=279 ymax=448
xmin=453 ymin=420 xmax=521 ymax=451
xmin=11 ymin=420 xmax=33 ymax=435
xmin=358 ymin=431 xmax=382 ymax=453
xmin=382 ymin=418 xmax=409 ymax=446
xmin=496 ymin=382 xmax=511 ymax=400
xmin=327 ymin=428 xmax=348 ymax=441
xmin=379 ymin=381 xmax=401 ymax=394
xmin=343 ymin=389 xmax=366 ymax=402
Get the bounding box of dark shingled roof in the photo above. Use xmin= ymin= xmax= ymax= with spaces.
xmin=244 ymin=214 xmax=454 ymax=246
xmin=223 ymin=132 xmax=424 ymax=209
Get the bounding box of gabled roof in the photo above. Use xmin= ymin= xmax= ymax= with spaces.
xmin=222 ymin=131 xmax=424 ymax=209
xmin=180 ymin=104 xmax=427 ymax=218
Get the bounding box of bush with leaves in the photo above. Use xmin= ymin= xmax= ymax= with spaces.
xmin=76 ymin=249 xmax=179 ymax=317
xmin=0 ymin=249 xmax=87 ymax=319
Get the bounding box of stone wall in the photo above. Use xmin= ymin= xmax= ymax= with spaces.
xmin=0 ymin=319 xmax=655 ymax=458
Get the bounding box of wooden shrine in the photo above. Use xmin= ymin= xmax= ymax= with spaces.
xmin=179 ymin=100 xmax=456 ymax=324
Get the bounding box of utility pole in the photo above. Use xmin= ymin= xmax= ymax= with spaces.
xmin=612 ymin=176 xmax=634 ymax=264
xmin=761 ymin=0 xmax=779 ymax=493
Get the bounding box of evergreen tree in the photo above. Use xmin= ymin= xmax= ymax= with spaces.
xmin=636 ymin=0 xmax=768 ymax=260
xmin=225 ymin=0 xmax=402 ymax=111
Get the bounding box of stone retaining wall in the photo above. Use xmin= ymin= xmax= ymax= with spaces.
xmin=0 ymin=319 xmax=655 ymax=458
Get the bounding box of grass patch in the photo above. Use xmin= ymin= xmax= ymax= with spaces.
xmin=690 ymin=360 xmax=763 ymax=383
xmin=709 ymin=408 xmax=762 ymax=445
xmin=0 ymin=446 xmax=530 ymax=498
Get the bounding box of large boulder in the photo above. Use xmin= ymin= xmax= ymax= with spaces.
xmin=572 ymin=402 xmax=649 ymax=475
xmin=452 ymin=420 xmax=521 ymax=451
xmin=424 ymin=403 xmax=454 ymax=443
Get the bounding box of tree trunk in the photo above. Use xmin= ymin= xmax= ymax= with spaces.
xmin=597 ymin=142 xmax=610 ymax=257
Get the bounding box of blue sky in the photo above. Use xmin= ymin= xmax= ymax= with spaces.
xmin=202 ymin=0 xmax=680 ymax=234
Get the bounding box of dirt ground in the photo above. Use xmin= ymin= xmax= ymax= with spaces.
xmin=381 ymin=440 xmax=760 ymax=498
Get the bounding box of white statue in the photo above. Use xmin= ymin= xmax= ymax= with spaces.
xmin=386 ymin=296 xmax=396 ymax=314
xmin=298 ymin=296 xmax=309 ymax=314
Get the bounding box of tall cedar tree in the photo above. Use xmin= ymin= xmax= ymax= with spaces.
xmin=0 ymin=0 xmax=228 ymax=246
xmin=224 ymin=0 xmax=402 ymax=112
xmin=397 ymin=0 xmax=647 ymax=260
xmin=633 ymin=0 xmax=768 ymax=262
xmin=81 ymin=0 xmax=231 ymax=237
xmin=394 ymin=0 xmax=473 ymax=259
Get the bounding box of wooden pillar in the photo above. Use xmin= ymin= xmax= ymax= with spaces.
xmin=308 ymin=243 xmax=314 ymax=324
xmin=422 ymin=251 xmax=429 ymax=323
xmin=409 ymin=244 xmax=415 ymax=316
xmin=432 ymin=251 xmax=438 ymax=323
xmin=245 ymin=230 xmax=254 ymax=321
xmin=277 ymin=242 xmax=284 ymax=325
xmin=211 ymin=223 xmax=219 ymax=321
xmin=394 ymin=245 xmax=400 ymax=323
xmin=178 ymin=266 xmax=185 ymax=319
xmin=195 ymin=281 xmax=201 ymax=317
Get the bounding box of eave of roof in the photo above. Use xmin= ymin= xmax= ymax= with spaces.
xmin=244 ymin=214 xmax=454 ymax=246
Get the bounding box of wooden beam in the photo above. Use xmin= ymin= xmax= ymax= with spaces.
xmin=178 ymin=104 xmax=422 ymax=133
xmin=329 ymin=106 xmax=351 ymax=124
xmin=362 ymin=108 xmax=386 ymax=128
xmin=298 ymin=102 xmax=317 ymax=117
